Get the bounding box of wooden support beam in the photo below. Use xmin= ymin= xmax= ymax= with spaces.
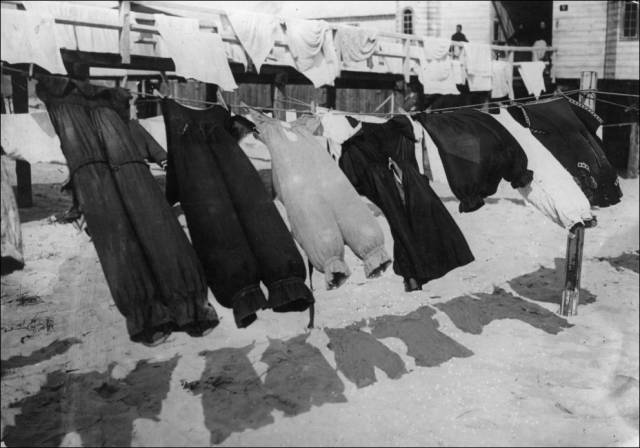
xmin=10 ymin=72 xmax=32 ymax=208
xmin=119 ymin=1 xmax=131 ymax=65
xmin=560 ymin=224 xmax=585 ymax=316
xmin=324 ymin=85 xmax=337 ymax=109
xmin=271 ymin=71 xmax=288 ymax=121
xmin=628 ymin=122 xmax=639 ymax=179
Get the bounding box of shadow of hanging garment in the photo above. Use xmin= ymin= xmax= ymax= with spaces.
xmin=261 ymin=333 xmax=347 ymax=416
xmin=435 ymin=287 xmax=573 ymax=335
xmin=194 ymin=345 xmax=275 ymax=445
xmin=368 ymin=306 xmax=473 ymax=367
xmin=1 ymin=337 xmax=81 ymax=377
xmin=508 ymin=258 xmax=596 ymax=305
xmin=326 ymin=321 xmax=407 ymax=388
xmin=596 ymin=251 xmax=639 ymax=274
xmin=3 ymin=356 xmax=179 ymax=447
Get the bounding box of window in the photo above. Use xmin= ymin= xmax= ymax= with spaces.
xmin=622 ymin=0 xmax=639 ymax=39
xmin=402 ymin=8 xmax=413 ymax=35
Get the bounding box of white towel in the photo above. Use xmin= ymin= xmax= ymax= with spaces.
xmin=517 ymin=61 xmax=546 ymax=99
xmin=491 ymin=60 xmax=514 ymax=99
xmin=420 ymin=58 xmax=460 ymax=95
xmin=464 ymin=42 xmax=492 ymax=76
xmin=285 ymin=19 xmax=340 ymax=87
xmin=463 ymin=42 xmax=492 ymax=92
xmin=155 ymin=15 xmax=237 ymax=91
xmin=490 ymin=109 xmax=593 ymax=229
xmin=335 ymin=27 xmax=378 ymax=67
xmin=24 ymin=1 xmax=120 ymax=54
xmin=0 ymin=112 xmax=66 ymax=164
xmin=227 ymin=11 xmax=280 ymax=73
xmin=423 ymin=37 xmax=452 ymax=61
xmin=0 ymin=8 xmax=66 ymax=74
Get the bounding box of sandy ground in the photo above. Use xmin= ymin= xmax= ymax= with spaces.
xmin=1 ymin=160 xmax=638 ymax=447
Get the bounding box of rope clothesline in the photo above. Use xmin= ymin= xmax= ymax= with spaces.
xmin=0 ymin=64 xmax=634 ymax=119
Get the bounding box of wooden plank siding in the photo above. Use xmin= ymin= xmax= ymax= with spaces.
xmin=552 ymin=1 xmax=608 ymax=79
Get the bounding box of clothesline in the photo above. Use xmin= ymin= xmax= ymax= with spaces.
xmin=1 ymin=64 xmax=632 ymax=119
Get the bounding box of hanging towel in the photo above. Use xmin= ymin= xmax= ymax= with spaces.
xmin=463 ymin=42 xmax=492 ymax=92
xmin=420 ymin=58 xmax=461 ymax=95
xmin=155 ymin=15 xmax=237 ymax=91
xmin=0 ymin=112 xmax=66 ymax=164
xmin=464 ymin=42 xmax=492 ymax=76
xmin=227 ymin=11 xmax=280 ymax=73
xmin=517 ymin=61 xmax=546 ymax=99
xmin=490 ymin=109 xmax=593 ymax=229
xmin=451 ymin=59 xmax=466 ymax=85
xmin=285 ymin=18 xmax=340 ymax=87
xmin=423 ymin=37 xmax=452 ymax=61
xmin=24 ymin=1 xmax=120 ymax=54
xmin=1 ymin=155 xmax=24 ymax=275
xmin=335 ymin=27 xmax=378 ymax=67
xmin=0 ymin=8 xmax=67 ymax=74
xmin=491 ymin=60 xmax=514 ymax=100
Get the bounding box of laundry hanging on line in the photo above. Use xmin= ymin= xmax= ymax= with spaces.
xmin=247 ymin=109 xmax=392 ymax=289
xmin=226 ymin=11 xmax=280 ymax=73
xmin=162 ymin=99 xmax=314 ymax=327
xmin=36 ymin=76 xmax=219 ymax=345
xmin=1 ymin=154 xmax=24 ymax=276
xmin=0 ymin=8 xmax=67 ymax=75
xmin=489 ymin=108 xmax=595 ymax=229
xmin=340 ymin=115 xmax=475 ymax=291
xmin=506 ymin=97 xmax=622 ymax=207
xmin=154 ymin=14 xmax=238 ymax=91
xmin=413 ymin=109 xmax=534 ymax=213
xmin=0 ymin=111 xmax=66 ymax=164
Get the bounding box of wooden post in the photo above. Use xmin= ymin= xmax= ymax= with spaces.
xmin=11 ymin=73 xmax=33 ymax=208
xmin=628 ymin=122 xmax=639 ymax=179
xmin=559 ymin=73 xmax=597 ymax=316
xmin=271 ymin=71 xmax=287 ymax=120
xmin=579 ymin=71 xmax=597 ymax=111
xmin=119 ymin=1 xmax=131 ymax=65
xmin=560 ymin=224 xmax=585 ymax=316
xmin=402 ymin=38 xmax=411 ymax=83
xmin=324 ymin=85 xmax=336 ymax=109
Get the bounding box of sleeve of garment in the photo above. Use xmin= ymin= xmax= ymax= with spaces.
xmin=338 ymin=146 xmax=366 ymax=196
xmin=129 ymin=119 xmax=167 ymax=166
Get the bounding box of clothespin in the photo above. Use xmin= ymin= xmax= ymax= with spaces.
xmin=28 ymin=63 xmax=34 ymax=79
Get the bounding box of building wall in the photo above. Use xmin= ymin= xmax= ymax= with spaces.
xmin=323 ymin=16 xmax=397 ymax=34
xmin=615 ymin=39 xmax=640 ymax=79
xmin=552 ymin=1 xmax=608 ymax=79
xmin=396 ymin=1 xmax=491 ymax=42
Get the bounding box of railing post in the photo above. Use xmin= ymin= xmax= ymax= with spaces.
xmin=119 ymin=1 xmax=131 ymax=65
xmin=628 ymin=122 xmax=639 ymax=179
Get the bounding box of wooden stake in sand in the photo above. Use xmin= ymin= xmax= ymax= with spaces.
xmin=560 ymin=223 xmax=585 ymax=316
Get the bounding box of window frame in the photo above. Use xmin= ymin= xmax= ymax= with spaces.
xmin=402 ymin=7 xmax=414 ymax=35
xmin=620 ymin=0 xmax=639 ymax=41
